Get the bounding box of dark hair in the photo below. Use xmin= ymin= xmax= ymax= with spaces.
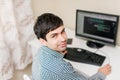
xmin=34 ymin=13 xmax=63 ymax=40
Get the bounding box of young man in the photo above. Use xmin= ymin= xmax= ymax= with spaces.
xmin=32 ymin=13 xmax=111 ymax=80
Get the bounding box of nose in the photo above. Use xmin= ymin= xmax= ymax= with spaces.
xmin=59 ymin=34 xmax=66 ymax=41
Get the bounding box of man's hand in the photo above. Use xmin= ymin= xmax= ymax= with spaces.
xmin=98 ymin=64 xmax=111 ymax=76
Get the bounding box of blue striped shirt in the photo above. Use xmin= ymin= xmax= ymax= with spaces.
xmin=32 ymin=46 xmax=106 ymax=80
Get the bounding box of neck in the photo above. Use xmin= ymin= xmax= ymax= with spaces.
xmin=60 ymin=50 xmax=67 ymax=55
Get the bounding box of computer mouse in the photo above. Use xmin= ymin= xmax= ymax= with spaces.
xmin=77 ymin=48 xmax=82 ymax=52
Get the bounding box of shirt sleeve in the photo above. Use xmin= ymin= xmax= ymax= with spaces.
xmin=59 ymin=61 xmax=106 ymax=80
xmin=88 ymin=72 xmax=106 ymax=80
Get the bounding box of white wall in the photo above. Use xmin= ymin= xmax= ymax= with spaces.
xmin=31 ymin=0 xmax=120 ymax=45
xmin=31 ymin=0 xmax=57 ymax=19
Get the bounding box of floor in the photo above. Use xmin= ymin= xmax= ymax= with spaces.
xmin=10 ymin=63 xmax=32 ymax=80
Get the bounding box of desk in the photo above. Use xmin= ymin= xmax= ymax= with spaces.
xmin=65 ymin=28 xmax=120 ymax=80
xmin=29 ymin=28 xmax=120 ymax=80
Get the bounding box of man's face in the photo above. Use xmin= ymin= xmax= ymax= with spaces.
xmin=44 ymin=26 xmax=67 ymax=53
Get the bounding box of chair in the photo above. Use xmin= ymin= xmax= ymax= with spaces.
xmin=23 ymin=74 xmax=32 ymax=80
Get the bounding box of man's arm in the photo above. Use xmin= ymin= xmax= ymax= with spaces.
xmin=88 ymin=64 xmax=111 ymax=80
xmin=60 ymin=60 xmax=111 ymax=80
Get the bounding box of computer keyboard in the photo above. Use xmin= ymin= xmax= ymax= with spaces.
xmin=64 ymin=47 xmax=106 ymax=66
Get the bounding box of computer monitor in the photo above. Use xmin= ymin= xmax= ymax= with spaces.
xmin=76 ymin=9 xmax=119 ymax=48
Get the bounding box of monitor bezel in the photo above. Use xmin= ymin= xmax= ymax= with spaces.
xmin=75 ymin=9 xmax=119 ymax=47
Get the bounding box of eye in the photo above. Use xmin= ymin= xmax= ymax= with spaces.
xmin=51 ymin=34 xmax=57 ymax=38
xmin=52 ymin=35 xmax=56 ymax=38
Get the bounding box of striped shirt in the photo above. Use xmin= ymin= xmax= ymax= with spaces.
xmin=32 ymin=46 xmax=106 ymax=80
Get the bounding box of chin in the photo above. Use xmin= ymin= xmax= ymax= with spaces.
xmin=60 ymin=47 xmax=67 ymax=52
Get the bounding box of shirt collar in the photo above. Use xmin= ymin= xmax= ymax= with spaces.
xmin=41 ymin=46 xmax=64 ymax=58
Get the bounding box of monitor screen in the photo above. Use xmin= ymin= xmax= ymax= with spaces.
xmin=76 ymin=9 xmax=119 ymax=48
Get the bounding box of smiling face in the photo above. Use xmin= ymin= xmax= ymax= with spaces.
xmin=40 ymin=26 xmax=67 ymax=53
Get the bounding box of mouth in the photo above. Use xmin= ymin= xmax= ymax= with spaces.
xmin=60 ymin=42 xmax=67 ymax=47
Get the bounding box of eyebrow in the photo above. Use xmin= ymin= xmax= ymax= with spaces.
xmin=61 ymin=28 xmax=65 ymax=33
xmin=49 ymin=28 xmax=65 ymax=37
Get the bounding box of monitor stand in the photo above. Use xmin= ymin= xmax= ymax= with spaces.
xmin=86 ymin=41 xmax=104 ymax=48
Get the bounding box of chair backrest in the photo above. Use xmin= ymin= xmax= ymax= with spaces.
xmin=23 ymin=74 xmax=32 ymax=80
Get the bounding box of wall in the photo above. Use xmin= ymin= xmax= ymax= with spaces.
xmin=31 ymin=0 xmax=120 ymax=45
xmin=31 ymin=0 xmax=57 ymax=19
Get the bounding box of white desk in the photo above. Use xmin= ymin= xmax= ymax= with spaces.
xmin=65 ymin=28 xmax=120 ymax=80
xmin=29 ymin=28 xmax=120 ymax=80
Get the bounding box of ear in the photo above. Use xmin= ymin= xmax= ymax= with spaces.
xmin=39 ymin=38 xmax=47 ymax=46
